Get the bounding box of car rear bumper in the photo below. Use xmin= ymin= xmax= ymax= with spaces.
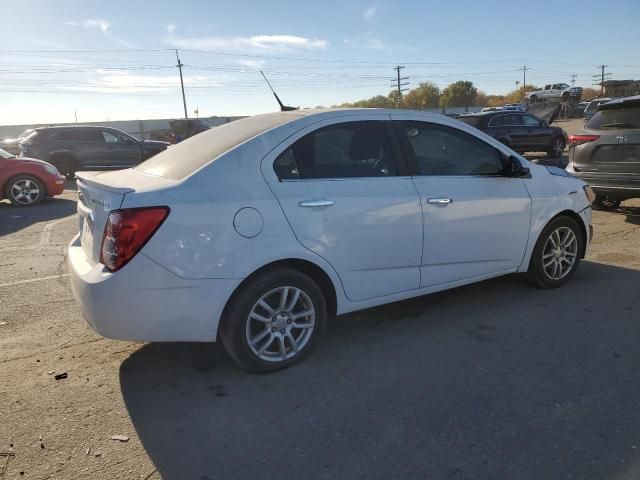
xmin=68 ymin=234 xmax=241 ymax=342
xmin=570 ymin=173 xmax=640 ymax=198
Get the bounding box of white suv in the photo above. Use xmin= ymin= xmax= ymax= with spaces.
xmin=68 ymin=109 xmax=594 ymax=372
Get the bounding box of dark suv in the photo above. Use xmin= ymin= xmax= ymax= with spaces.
xmin=458 ymin=111 xmax=567 ymax=159
xmin=18 ymin=126 xmax=169 ymax=177
xmin=566 ymin=95 xmax=640 ymax=208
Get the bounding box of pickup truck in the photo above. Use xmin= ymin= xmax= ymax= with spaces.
xmin=527 ymin=83 xmax=583 ymax=103
xmin=18 ymin=125 xmax=169 ymax=177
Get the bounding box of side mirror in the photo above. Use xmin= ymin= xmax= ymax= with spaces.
xmin=507 ymin=155 xmax=530 ymax=177
xmin=540 ymin=120 xmax=548 ymax=127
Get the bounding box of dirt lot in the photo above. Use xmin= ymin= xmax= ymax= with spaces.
xmin=1 ymin=179 xmax=639 ymax=479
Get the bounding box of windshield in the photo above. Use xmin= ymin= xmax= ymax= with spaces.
xmin=19 ymin=129 xmax=36 ymax=140
xmin=586 ymin=105 xmax=640 ymax=130
xmin=0 ymin=148 xmax=14 ymax=158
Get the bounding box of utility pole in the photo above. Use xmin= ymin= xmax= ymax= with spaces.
xmin=593 ymin=65 xmax=611 ymax=96
xmin=176 ymin=49 xmax=188 ymax=119
xmin=520 ymin=64 xmax=530 ymax=102
xmin=391 ymin=66 xmax=409 ymax=108
xmin=570 ymin=74 xmax=577 ymax=87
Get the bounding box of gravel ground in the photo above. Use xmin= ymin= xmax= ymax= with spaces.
xmin=1 ymin=179 xmax=639 ymax=480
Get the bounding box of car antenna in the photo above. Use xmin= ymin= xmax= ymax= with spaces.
xmin=260 ymin=70 xmax=297 ymax=112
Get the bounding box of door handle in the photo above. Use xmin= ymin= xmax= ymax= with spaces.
xmin=299 ymin=199 xmax=335 ymax=208
xmin=426 ymin=197 xmax=452 ymax=205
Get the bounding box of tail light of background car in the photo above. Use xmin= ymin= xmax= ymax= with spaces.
xmin=100 ymin=207 xmax=169 ymax=272
xmin=568 ymin=135 xmax=600 ymax=147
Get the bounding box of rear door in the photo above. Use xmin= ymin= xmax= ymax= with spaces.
xmin=391 ymin=115 xmax=531 ymax=287
xmin=261 ymin=115 xmax=423 ymax=302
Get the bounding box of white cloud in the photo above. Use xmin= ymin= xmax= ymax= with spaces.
xmin=343 ymin=36 xmax=385 ymax=51
xmin=57 ymin=70 xmax=228 ymax=94
xmin=167 ymin=23 xmax=176 ymax=34
xmin=235 ymin=59 xmax=266 ymax=68
xmin=66 ymin=18 xmax=134 ymax=48
xmin=363 ymin=5 xmax=378 ymax=23
xmin=165 ymin=33 xmax=327 ymax=51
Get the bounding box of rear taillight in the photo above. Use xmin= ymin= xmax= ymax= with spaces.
xmin=100 ymin=207 xmax=169 ymax=272
xmin=568 ymin=134 xmax=600 ymax=147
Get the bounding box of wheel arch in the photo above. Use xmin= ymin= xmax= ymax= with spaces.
xmin=527 ymin=209 xmax=588 ymax=271
xmin=48 ymin=151 xmax=79 ymax=172
xmin=221 ymin=258 xmax=339 ymax=324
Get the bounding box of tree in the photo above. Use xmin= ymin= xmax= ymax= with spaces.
xmin=440 ymin=81 xmax=477 ymax=109
xmin=581 ymin=87 xmax=599 ymax=101
xmin=402 ymin=81 xmax=440 ymax=110
xmin=337 ymin=93 xmax=394 ymax=108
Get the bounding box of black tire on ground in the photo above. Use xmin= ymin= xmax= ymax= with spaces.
xmin=594 ymin=195 xmax=621 ymax=210
xmin=527 ymin=215 xmax=583 ymax=289
xmin=547 ymin=136 xmax=566 ymax=158
xmin=4 ymin=174 xmax=46 ymax=206
xmin=219 ymin=267 xmax=327 ymax=373
xmin=51 ymin=155 xmax=76 ymax=178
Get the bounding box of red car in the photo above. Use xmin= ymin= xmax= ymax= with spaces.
xmin=0 ymin=148 xmax=66 ymax=206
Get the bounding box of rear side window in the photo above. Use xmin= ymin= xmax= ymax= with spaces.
xmin=52 ymin=129 xmax=102 ymax=141
xmin=521 ymin=115 xmax=541 ymax=126
xmin=586 ymin=105 xmax=640 ymax=130
xmin=398 ymin=121 xmax=504 ymax=176
xmin=273 ymin=121 xmax=398 ymax=180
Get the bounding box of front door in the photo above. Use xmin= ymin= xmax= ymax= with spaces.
xmin=392 ymin=116 xmax=532 ymax=287
xmin=262 ymin=116 xmax=423 ymax=302
xmin=93 ymin=129 xmax=142 ymax=169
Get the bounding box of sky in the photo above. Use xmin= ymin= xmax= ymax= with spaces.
xmin=1 ymin=0 xmax=639 ymax=125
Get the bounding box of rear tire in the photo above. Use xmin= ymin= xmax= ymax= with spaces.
xmin=527 ymin=216 xmax=583 ymax=289
xmin=51 ymin=155 xmax=76 ymax=179
xmin=220 ymin=268 xmax=327 ymax=373
xmin=547 ymin=136 xmax=565 ymax=158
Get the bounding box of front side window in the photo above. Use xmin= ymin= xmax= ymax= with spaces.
xmin=399 ymin=121 xmax=504 ymax=176
xmin=273 ymin=121 xmax=398 ymax=180
xmin=102 ymin=131 xmax=119 ymax=143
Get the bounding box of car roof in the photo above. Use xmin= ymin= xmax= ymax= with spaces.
xmin=598 ymin=95 xmax=640 ymax=109
xmin=34 ymin=125 xmax=118 ymax=131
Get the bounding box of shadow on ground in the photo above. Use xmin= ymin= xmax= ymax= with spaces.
xmin=120 ymin=261 xmax=640 ymax=480
xmin=0 ymin=183 xmax=77 ymax=237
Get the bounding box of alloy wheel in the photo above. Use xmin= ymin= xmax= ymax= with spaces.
xmin=10 ymin=179 xmax=41 ymax=205
xmin=541 ymin=226 xmax=578 ymax=281
xmin=245 ymin=286 xmax=316 ymax=363
xmin=553 ymin=138 xmax=565 ymax=157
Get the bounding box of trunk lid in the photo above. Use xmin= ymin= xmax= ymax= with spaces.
xmin=75 ymin=169 xmax=178 ymax=265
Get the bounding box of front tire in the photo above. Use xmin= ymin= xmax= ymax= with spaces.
xmin=528 ymin=216 xmax=583 ymax=289
xmin=5 ymin=175 xmax=45 ymax=206
xmin=220 ymin=268 xmax=327 ymax=373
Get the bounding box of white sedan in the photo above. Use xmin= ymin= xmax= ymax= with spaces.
xmin=68 ymin=109 xmax=594 ymax=372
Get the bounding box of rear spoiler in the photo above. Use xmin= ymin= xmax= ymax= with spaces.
xmin=75 ymin=171 xmax=135 ymax=194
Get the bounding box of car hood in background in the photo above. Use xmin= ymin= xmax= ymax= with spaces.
xmin=6 ymin=156 xmax=56 ymax=168
xmin=527 ymin=103 xmax=561 ymax=125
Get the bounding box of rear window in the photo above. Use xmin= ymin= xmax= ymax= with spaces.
xmin=586 ymin=105 xmax=640 ymax=130
xmin=458 ymin=116 xmax=482 ymax=128
xmin=136 ymin=113 xmax=299 ymax=180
